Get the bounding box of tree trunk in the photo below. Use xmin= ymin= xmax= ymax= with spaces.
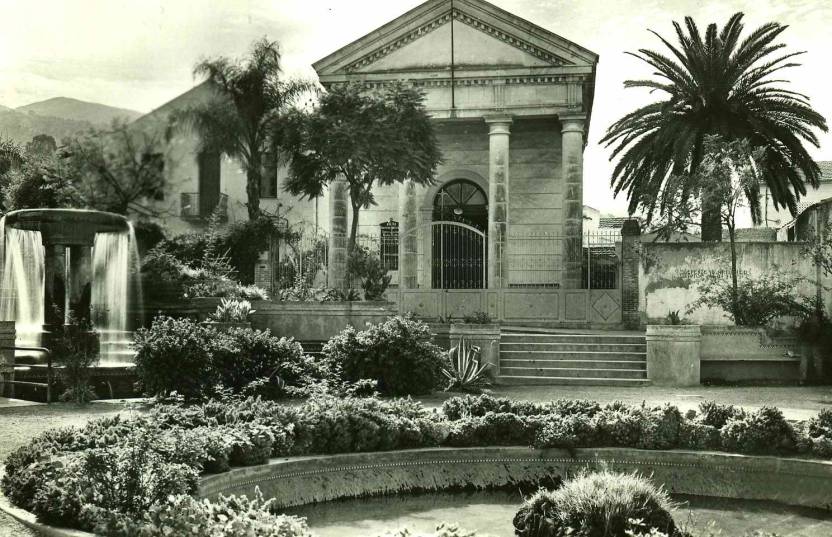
xmin=728 ymin=224 xmax=741 ymax=325
xmin=701 ymin=196 xmax=722 ymax=241
xmin=245 ymin=157 xmax=262 ymax=220
xmin=349 ymin=202 xmax=360 ymax=253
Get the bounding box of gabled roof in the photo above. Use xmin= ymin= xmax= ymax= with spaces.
xmin=314 ymin=0 xmax=597 ymax=78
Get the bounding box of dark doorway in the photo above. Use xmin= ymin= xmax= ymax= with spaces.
xmin=431 ymin=180 xmax=488 ymax=289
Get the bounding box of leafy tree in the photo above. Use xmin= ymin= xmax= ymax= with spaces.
xmin=3 ymin=147 xmax=82 ymax=212
xmin=602 ymin=12 xmax=827 ymax=241
xmin=61 ymin=119 xmax=165 ymax=214
xmin=0 ymin=137 xmax=23 ymax=176
xmin=171 ymin=38 xmax=312 ymax=220
xmin=25 ymin=134 xmax=57 ymax=157
xmin=659 ymin=135 xmax=802 ymax=325
xmin=284 ymin=82 xmax=441 ymax=249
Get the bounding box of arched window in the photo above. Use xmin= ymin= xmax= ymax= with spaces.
xmin=432 ymin=179 xmax=488 ymax=231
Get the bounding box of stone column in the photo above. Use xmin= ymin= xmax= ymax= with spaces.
xmin=68 ymin=245 xmax=93 ymax=323
xmin=328 ymin=176 xmax=349 ymax=290
xmin=561 ymin=114 xmax=585 ymax=289
xmin=621 ymin=219 xmax=642 ymax=330
xmin=398 ymin=181 xmax=419 ymax=289
xmin=486 ymin=116 xmax=512 ymax=289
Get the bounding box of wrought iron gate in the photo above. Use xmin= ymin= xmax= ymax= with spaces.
xmin=430 ymin=221 xmax=486 ymax=289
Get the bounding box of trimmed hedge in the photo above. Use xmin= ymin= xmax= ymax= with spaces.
xmin=4 ymin=393 xmax=832 ymax=536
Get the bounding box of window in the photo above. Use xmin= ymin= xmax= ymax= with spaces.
xmin=380 ymin=220 xmax=399 ymax=271
xmin=261 ymin=151 xmax=279 ymax=198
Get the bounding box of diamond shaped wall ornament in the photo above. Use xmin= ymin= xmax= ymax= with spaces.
xmin=592 ymin=292 xmax=618 ymax=321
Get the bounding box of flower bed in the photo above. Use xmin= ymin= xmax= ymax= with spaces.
xmin=3 ymin=394 xmax=832 ymax=536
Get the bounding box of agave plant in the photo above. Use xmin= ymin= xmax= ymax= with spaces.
xmin=209 ymin=298 xmax=255 ymax=323
xmin=442 ymin=338 xmax=491 ymax=393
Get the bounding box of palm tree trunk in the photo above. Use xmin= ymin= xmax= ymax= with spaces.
xmin=245 ymin=161 xmax=262 ymax=220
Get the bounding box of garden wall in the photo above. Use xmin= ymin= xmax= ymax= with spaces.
xmin=639 ymin=241 xmax=822 ymax=325
xmin=137 ymin=299 xmax=397 ymax=342
xmin=199 ymin=447 xmax=832 ymax=511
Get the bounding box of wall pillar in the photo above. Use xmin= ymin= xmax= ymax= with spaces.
xmin=398 ymin=181 xmax=419 ymax=289
xmin=560 ymin=114 xmax=585 ymax=289
xmin=486 ymin=116 xmax=512 ymax=289
xmin=328 ymin=177 xmax=349 ymax=290
xmin=621 ymin=218 xmax=642 ymax=330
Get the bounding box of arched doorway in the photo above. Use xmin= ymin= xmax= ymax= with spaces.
xmin=431 ymin=180 xmax=487 ymax=289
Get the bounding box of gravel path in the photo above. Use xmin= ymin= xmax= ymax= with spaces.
xmin=0 ymin=401 xmax=138 ymax=536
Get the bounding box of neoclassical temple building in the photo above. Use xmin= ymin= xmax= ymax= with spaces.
xmin=136 ymin=0 xmax=630 ymax=325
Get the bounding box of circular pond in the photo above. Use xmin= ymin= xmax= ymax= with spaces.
xmin=285 ymin=490 xmax=832 ymax=537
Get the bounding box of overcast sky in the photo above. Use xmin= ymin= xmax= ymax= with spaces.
xmin=1 ymin=0 xmax=831 ymax=215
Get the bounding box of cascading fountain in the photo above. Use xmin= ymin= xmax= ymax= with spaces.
xmin=0 ymin=209 xmax=142 ymax=365
xmin=0 ymin=224 xmax=45 ymax=348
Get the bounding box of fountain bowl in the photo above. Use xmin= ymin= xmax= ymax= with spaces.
xmin=5 ymin=209 xmax=130 ymax=246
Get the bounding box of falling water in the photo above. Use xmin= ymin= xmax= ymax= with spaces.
xmin=0 ymin=222 xmax=46 ymax=347
xmin=91 ymin=231 xmax=132 ymax=365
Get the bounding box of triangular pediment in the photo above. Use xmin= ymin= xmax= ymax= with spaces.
xmin=314 ymin=0 xmax=597 ymax=77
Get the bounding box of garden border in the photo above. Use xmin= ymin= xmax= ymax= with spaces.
xmin=4 ymin=446 xmax=832 ymax=536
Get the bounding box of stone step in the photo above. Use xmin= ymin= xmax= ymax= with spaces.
xmin=500 ymin=342 xmax=646 ymax=352
xmin=500 ymin=350 xmax=646 ymax=361
xmin=500 ymin=358 xmax=646 ymax=370
xmin=497 ymin=375 xmax=650 ymax=387
xmin=500 ymin=366 xmax=647 ymax=379
xmin=500 ymin=333 xmax=645 ymax=345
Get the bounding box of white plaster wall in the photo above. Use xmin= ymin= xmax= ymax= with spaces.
xmin=639 ymin=241 xmax=818 ymax=325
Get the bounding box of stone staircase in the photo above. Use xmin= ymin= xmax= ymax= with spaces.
xmin=498 ymin=328 xmax=648 ymax=386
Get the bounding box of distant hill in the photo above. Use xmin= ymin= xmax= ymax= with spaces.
xmin=0 ymin=97 xmax=144 ymax=145
xmin=16 ymin=97 xmax=142 ymax=126
xmin=0 ymin=109 xmax=93 ymax=145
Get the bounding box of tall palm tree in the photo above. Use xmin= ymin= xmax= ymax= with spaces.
xmin=602 ymin=13 xmax=827 ymax=240
xmin=172 ymin=38 xmax=313 ymax=220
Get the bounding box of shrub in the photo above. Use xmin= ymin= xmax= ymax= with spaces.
xmin=442 ymin=394 xmax=544 ymax=420
xmin=133 ymin=317 xmax=225 ymax=399
xmin=208 ymin=298 xmax=255 ymax=322
xmin=533 ymin=414 xmax=596 ymax=449
xmin=513 ymin=471 xmax=682 ymax=537
xmin=291 ymin=396 xmax=445 ymax=454
xmin=85 ymin=490 xmax=313 ymax=537
xmin=214 ymin=328 xmax=334 ymax=394
xmin=635 ymin=404 xmax=683 ymax=450
xmin=347 ymin=245 xmax=391 ymax=300
xmin=134 ymin=318 xmax=335 ymax=399
xmin=720 ymin=406 xmax=796 ymax=455
xmin=324 ymin=316 xmax=446 ymax=396
xmin=184 ymin=279 xmax=269 ymax=300
xmin=697 ymin=401 xmax=745 ymax=429
xmin=445 ymin=413 xmax=542 ymax=447
xmin=462 ymin=311 xmax=492 ymax=324
xmin=686 ymin=272 xmax=806 ymax=326
xmin=678 ymin=422 xmax=721 ymax=450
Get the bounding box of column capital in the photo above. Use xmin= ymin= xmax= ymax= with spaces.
xmin=559 ymin=113 xmax=586 ymax=134
xmin=485 ymin=115 xmax=513 ymax=135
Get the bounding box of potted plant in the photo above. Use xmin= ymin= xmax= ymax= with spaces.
xmin=203 ymin=298 xmax=255 ymax=331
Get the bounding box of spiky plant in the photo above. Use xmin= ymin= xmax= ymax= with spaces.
xmin=602 ymin=12 xmax=827 ymax=240
xmin=442 ymin=338 xmax=491 ymax=393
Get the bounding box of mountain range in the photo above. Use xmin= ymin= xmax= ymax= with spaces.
xmin=0 ymin=97 xmax=144 ymax=145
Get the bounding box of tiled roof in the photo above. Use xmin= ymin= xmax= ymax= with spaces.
xmin=819 ymin=161 xmax=832 ymax=181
